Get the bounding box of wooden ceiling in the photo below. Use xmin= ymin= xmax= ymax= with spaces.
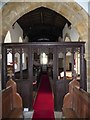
xmin=17 ymin=7 xmax=71 ymax=42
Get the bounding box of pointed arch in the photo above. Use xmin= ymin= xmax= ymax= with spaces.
xmin=1 ymin=2 xmax=88 ymax=42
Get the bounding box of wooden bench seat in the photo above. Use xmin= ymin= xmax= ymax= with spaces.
xmin=8 ymin=108 xmax=22 ymax=118
xmin=1 ymin=79 xmax=23 ymax=119
xmin=62 ymin=79 xmax=90 ymax=118
xmin=63 ymin=108 xmax=77 ymax=118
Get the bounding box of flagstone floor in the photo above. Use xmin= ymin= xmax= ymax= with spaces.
xmin=23 ymin=111 xmax=63 ymax=119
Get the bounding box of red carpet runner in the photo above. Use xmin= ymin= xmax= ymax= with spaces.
xmin=32 ymin=74 xmax=55 ymax=120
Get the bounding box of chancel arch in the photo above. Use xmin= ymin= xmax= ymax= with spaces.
xmin=2 ymin=2 xmax=88 ymax=41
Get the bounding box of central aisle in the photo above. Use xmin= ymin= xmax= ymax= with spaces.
xmin=32 ymin=74 xmax=55 ymax=120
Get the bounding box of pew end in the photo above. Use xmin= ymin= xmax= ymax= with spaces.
xmin=1 ymin=79 xmax=23 ymax=119
xmin=62 ymin=79 xmax=90 ymax=118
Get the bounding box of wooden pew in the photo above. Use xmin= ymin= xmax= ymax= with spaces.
xmin=1 ymin=79 xmax=23 ymax=119
xmin=63 ymin=79 xmax=80 ymax=109
xmin=73 ymin=87 xmax=90 ymax=118
xmin=62 ymin=80 xmax=90 ymax=118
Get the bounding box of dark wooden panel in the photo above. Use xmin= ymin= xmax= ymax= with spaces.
xmin=3 ymin=42 xmax=85 ymax=47
xmin=15 ymin=80 xmax=33 ymax=110
xmin=53 ymin=47 xmax=58 ymax=110
xmin=56 ymin=80 xmax=71 ymax=111
xmin=80 ymin=45 xmax=87 ymax=91
xmin=2 ymin=46 xmax=7 ymax=89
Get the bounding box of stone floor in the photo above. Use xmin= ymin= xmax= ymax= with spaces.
xmin=23 ymin=111 xmax=63 ymax=119
xmin=23 ymin=77 xmax=63 ymax=119
xmin=54 ymin=111 xmax=63 ymax=119
xmin=23 ymin=111 xmax=34 ymax=119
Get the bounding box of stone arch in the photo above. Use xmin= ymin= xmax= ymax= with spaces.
xmin=1 ymin=2 xmax=88 ymax=42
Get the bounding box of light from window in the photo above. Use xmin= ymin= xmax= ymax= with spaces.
xmin=4 ymin=31 xmax=12 ymax=43
xmin=19 ymin=36 xmax=23 ymax=42
xmin=40 ymin=53 xmax=48 ymax=65
xmin=7 ymin=52 xmax=12 ymax=65
xmin=22 ymin=53 xmax=24 ymax=63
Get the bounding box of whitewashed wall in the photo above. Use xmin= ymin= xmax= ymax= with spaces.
xmin=4 ymin=22 xmax=28 ymax=73
xmin=4 ymin=22 xmax=23 ymax=43
xmin=63 ymin=23 xmax=79 ymax=41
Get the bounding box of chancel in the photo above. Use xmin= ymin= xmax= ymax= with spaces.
xmin=0 ymin=1 xmax=90 ymax=119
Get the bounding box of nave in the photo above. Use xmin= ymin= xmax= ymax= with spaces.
xmin=1 ymin=2 xmax=90 ymax=119
xmin=24 ymin=73 xmax=62 ymax=119
xmin=1 ymin=70 xmax=90 ymax=119
xmin=32 ymin=73 xmax=55 ymax=119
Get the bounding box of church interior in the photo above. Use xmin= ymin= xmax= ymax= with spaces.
xmin=0 ymin=1 xmax=90 ymax=119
